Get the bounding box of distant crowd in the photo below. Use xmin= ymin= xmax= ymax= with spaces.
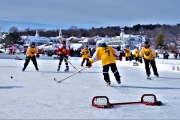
xmin=6 ymin=45 xmax=180 ymax=60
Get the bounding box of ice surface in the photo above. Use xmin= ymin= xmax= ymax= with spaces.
xmin=0 ymin=55 xmax=180 ymax=119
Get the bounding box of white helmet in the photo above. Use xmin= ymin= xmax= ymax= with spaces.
xmin=96 ymin=40 xmax=101 ymax=47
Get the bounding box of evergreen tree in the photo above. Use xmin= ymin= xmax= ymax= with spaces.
xmin=156 ymin=32 xmax=164 ymax=52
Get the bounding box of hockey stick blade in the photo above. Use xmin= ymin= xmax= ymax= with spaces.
xmin=54 ymin=66 xmax=88 ymax=83
xmin=15 ymin=56 xmax=24 ymax=60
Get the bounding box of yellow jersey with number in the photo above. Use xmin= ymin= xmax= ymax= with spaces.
xmin=80 ymin=48 xmax=90 ymax=59
xmin=140 ymin=46 xmax=156 ymax=60
xmin=89 ymin=46 xmax=119 ymax=66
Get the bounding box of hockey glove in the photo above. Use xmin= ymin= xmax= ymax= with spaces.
xmin=86 ymin=61 xmax=92 ymax=68
xmin=36 ymin=54 xmax=40 ymax=58
xmin=139 ymin=58 xmax=143 ymax=63
xmin=150 ymin=58 xmax=155 ymax=64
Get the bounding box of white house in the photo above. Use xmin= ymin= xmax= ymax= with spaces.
xmin=106 ymin=29 xmax=146 ymax=50
xmin=21 ymin=30 xmax=51 ymax=46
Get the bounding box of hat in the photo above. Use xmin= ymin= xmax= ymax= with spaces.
xmin=144 ymin=41 xmax=149 ymax=44
xmin=31 ymin=42 xmax=35 ymax=45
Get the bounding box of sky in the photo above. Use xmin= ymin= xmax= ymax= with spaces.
xmin=0 ymin=54 xmax=180 ymax=119
xmin=0 ymin=0 xmax=179 ymax=32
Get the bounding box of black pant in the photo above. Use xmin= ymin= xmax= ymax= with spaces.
xmin=24 ymin=56 xmax=38 ymax=69
xmin=81 ymin=58 xmax=89 ymax=66
xmin=135 ymin=57 xmax=139 ymax=62
xmin=103 ymin=63 xmax=121 ymax=83
xmin=144 ymin=58 xmax=158 ymax=76
xmin=125 ymin=56 xmax=131 ymax=61
xmin=58 ymin=54 xmax=69 ymax=68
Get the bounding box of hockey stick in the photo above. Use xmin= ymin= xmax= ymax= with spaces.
xmin=63 ymin=56 xmax=80 ymax=73
xmin=15 ymin=56 xmax=24 ymax=60
xmin=54 ymin=66 xmax=88 ymax=83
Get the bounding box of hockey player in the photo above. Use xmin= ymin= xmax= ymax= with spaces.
xmin=57 ymin=41 xmax=70 ymax=71
xmin=134 ymin=47 xmax=140 ymax=62
xmin=124 ymin=46 xmax=131 ymax=61
xmin=80 ymin=45 xmax=90 ymax=67
xmin=87 ymin=40 xmax=122 ymax=86
xmin=22 ymin=42 xmax=39 ymax=71
xmin=139 ymin=41 xmax=159 ymax=79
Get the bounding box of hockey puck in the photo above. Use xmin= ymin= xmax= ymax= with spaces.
xmin=11 ymin=76 xmax=13 ymax=79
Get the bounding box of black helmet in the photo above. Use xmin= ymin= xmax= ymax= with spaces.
xmin=144 ymin=41 xmax=149 ymax=44
xmin=62 ymin=41 xmax=66 ymax=44
xmin=31 ymin=42 xmax=35 ymax=46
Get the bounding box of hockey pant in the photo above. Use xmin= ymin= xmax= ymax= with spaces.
xmin=81 ymin=58 xmax=89 ymax=66
xmin=102 ymin=63 xmax=121 ymax=83
xmin=144 ymin=58 xmax=158 ymax=76
xmin=23 ymin=56 xmax=38 ymax=70
xmin=125 ymin=56 xmax=131 ymax=61
xmin=135 ymin=57 xmax=139 ymax=62
xmin=58 ymin=54 xmax=69 ymax=69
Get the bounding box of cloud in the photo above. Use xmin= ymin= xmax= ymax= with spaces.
xmin=0 ymin=0 xmax=179 ymax=31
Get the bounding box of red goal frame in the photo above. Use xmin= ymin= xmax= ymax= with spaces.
xmin=92 ymin=94 xmax=162 ymax=108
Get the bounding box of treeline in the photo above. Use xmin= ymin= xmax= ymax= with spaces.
xmin=7 ymin=23 xmax=180 ymax=39
xmin=1 ymin=23 xmax=180 ymax=46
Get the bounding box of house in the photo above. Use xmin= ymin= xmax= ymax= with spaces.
xmin=21 ymin=30 xmax=51 ymax=46
xmin=106 ymin=29 xmax=146 ymax=50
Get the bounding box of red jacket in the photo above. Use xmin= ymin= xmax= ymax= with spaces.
xmin=57 ymin=45 xmax=70 ymax=56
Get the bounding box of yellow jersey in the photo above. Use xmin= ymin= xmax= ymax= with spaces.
xmin=89 ymin=46 xmax=119 ymax=66
xmin=26 ymin=46 xmax=38 ymax=57
xmin=134 ymin=49 xmax=140 ymax=57
xmin=124 ymin=48 xmax=131 ymax=57
xmin=140 ymin=46 xmax=156 ymax=60
xmin=81 ymin=48 xmax=90 ymax=59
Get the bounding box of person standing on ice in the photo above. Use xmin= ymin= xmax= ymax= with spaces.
xmin=139 ymin=41 xmax=159 ymax=78
xmin=22 ymin=42 xmax=39 ymax=71
xmin=57 ymin=41 xmax=70 ymax=71
xmin=134 ymin=47 xmax=140 ymax=62
xmin=80 ymin=45 xmax=90 ymax=67
xmin=124 ymin=45 xmax=131 ymax=61
xmin=87 ymin=40 xmax=122 ymax=86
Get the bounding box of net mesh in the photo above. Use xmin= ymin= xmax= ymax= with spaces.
xmin=142 ymin=95 xmax=155 ymax=103
xmin=93 ymin=97 xmax=108 ymax=107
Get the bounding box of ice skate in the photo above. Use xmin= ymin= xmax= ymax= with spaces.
xmin=35 ymin=66 xmax=39 ymax=71
xmin=147 ymin=75 xmax=151 ymax=80
xmin=22 ymin=68 xmax=25 ymax=71
xmin=57 ymin=66 xmax=60 ymax=71
xmin=155 ymin=73 xmax=159 ymax=77
xmin=107 ymin=82 xmax=111 ymax=86
xmin=117 ymin=81 xmax=121 ymax=85
xmin=64 ymin=66 xmax=69 ymax=72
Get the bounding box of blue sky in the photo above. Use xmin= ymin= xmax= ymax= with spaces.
xmin=0 ymin=0 xmax=179 ymax=32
